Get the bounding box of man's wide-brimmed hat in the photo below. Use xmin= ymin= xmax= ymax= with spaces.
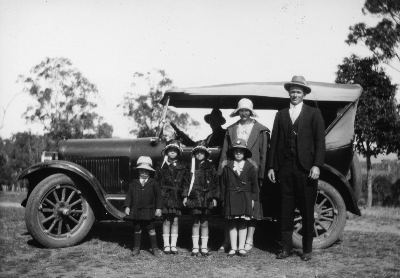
xmin=284 ymin=75 xmax=312 ymax=94
xmin=204 ymin=108 xmax=226 ymax=125
xmin=135 ymin=156 xmax=155 ymax=172
xmin=230 ymin=98 xmax=258 ymax=118
xmin=161 ymin=139 xmax=183 ymax=156
xmin=191 ymin=140 xmax=211 ymax=159
xmin=226 ymin=138 xmax=252 ymax=159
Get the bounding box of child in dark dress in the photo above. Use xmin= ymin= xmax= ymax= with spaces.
xmin=183 ymin=141 xmax=219 ymax=256
xmin=155 ymin=139 xmax=189 ymax=255
xmin=123 ymin=156 xmax=163 ymax=257
xmin=220 ymin=138 xmax=259 ymax=257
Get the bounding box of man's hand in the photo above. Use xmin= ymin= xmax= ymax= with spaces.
xmin=252 ymin=200 xmax=255 ymax=209
xmin=268 ymin=169 xmax=276 ymax=183
xmin=213 ymin=199 xmax=217 ymax=207
xmin=258 ymin=178 xmax=263 ymax=187
xmin=183 ymin=197 xmax=188 ymax=206
xmin=155 ymin=209 xmax=162 ymax=217
xmin=309 ymin=166 xmax=320 ymax=180
xmin=125 ymin=207 xmax=130 ymax=215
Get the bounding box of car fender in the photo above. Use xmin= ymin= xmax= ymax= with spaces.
xmin=17 ymin=160 xmax=123 ymax=220
xmin=321 ymin=164 xmax=361 ymax=216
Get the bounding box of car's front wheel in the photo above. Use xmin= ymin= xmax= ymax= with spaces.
xmin=292 ymin=180 xmax=346 ymax=249
xmin=25 ymin=174 xmax=95 ymax=248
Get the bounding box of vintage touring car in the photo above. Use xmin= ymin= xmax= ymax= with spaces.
xmin=18 ymin=81 xmax=363 ymax=249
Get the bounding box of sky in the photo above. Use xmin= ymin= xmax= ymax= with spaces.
xmin=0 ymin=0 xmax=399 ymax=160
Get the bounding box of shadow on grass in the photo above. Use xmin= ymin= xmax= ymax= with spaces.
xmin=88 ymin=217 xmax=282 ymax=255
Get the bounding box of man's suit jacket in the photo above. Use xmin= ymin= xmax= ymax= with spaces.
xmin=267 ymin=104 xmax=325 ymax=172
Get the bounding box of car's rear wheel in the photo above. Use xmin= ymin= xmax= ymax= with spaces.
xmin=25 ymin=174 xmax=95 ymax=248
xmin=292 ymin=180 xmax=346 ymax=249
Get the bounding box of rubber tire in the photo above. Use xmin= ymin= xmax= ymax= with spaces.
xmin=292 ymin=180 xmax=347 ymax=249
xmin=25 ymin=174 xmax=95 ymax=248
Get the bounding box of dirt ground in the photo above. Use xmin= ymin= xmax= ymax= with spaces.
xmin=1 ymin=203 xmax=399 ymax=278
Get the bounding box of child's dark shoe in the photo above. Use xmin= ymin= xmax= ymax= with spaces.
xmin=163 ymin=246 xmax=171 ymax=255
xmin=238 ymin=249 xmax=248 ymax=257
xmin=191 ymin=248 xmax=199 ymax=256
xmin=200 ymin=248 xmax=211 ymax=257
xmin=131 ymin=247 xmax=140 ymax=256
xmin=152 ymin=248 xmax=163 ymax=258
xmin=227 ymin=249 xmax=237 ymax=257
xmin=170 ymin=246 xmax=178 ymax=255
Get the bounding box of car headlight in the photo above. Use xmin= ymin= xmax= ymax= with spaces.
xmin=41 ymin=151 xmax=58 ymax=162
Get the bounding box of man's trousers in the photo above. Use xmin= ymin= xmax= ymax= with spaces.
xmin=277 ymin=156 xmax=318 ymax=254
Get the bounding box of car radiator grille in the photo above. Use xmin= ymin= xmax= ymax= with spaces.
xmin=71 ymin=158 xmax=122 ymax=192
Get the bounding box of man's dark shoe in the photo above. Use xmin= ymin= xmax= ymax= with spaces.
xmin=131 ymin=247 xmax=140 ymax=256
xmin=276 ymin=250 xmax=293 ymax=259
xmin=152 ymin=247 xmax=163 ymax=258
xmin=301 ymin=252 xmax=312 ymax=261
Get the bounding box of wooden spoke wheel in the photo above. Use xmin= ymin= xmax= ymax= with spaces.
xmin=292 ymin=180 xmax=346 ymax=249
xmin=25 ymin=174 xmax=94 ymax=248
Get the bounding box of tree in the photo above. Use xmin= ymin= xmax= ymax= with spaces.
xmin=0 ymin=132 xmax=53 ymax=188
xmin=346 ymin=0 xmax=400 ymax=69
xmin=19 ymin=57 xmax=113 ymax=143
xmin=336 ymin=54 xmax=399 ymax=207
xmin=119 ymin=69 xmax=200 ymax=139
xmin=0 ymin=137 xmax=13 ymax=186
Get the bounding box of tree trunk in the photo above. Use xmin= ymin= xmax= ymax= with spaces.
xmin=366 ymin=152 xmax=373 ymax=208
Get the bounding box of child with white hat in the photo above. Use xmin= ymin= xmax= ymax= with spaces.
xmin=123 ymin=156 xmax=163 ymax=257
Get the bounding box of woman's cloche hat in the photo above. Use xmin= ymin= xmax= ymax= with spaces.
xmin=204 ymin=108 xmax=226 ymax=125
xmin=161 ymin=139 xmax=183 ymax=157
xmin=191 ymin=140 xmax=211 ymax=159
xmin=284 ymin=75 xmax=312 ymax=94
xmin=230 ymin=98 xmax=258 ymax=118
xmin=226 ymin=138 xmax=252 ymax=159
xmin=135 ymin=156 xmax=155 ymax=172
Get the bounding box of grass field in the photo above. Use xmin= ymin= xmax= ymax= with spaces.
xmin=1 ymin=193 xmax=399 ymax=278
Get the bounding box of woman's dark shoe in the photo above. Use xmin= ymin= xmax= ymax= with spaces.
xmin=163 ymin=246 xmax=171 ymax=255
xmin=238 ymin=249 xmax=248 ymax=257
xmin=131 ymin=247 xmax=140 ymax=256
xmin=227 ymin=249 xmax=237 ymax=257
xmin=276 ymin=250 xmax=293 ymax=259
xmin=191 ymin=248 xmax=199 ymax=256
xmin=217 ymin=243 xmax=230 ymax=253
xmin=170 ymin=246 xmax=178 ymax=255
xmin=200 ymin=248 xmax=211 ymax=257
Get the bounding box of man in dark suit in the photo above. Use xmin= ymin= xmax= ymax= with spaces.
xmin=267 ymin=76 xmax=325 ymax=261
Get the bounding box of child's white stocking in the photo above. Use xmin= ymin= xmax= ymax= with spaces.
xmin=192 ymin=235 xmax=199 ymax=249
xmin=170 ymin=233 xmax=178 ymax=247
xmin=163 ymin=233 xmax=170 ymax=247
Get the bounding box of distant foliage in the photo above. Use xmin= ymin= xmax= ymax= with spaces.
xmin=359 ymin=160 xmax=400 ymax=207
xmin=0 ymin=132 xmax=53 ymax=188
xmin=19 ymin=57 xmax=113 ymax=143
xmin=346 ymin=0 xmax=400 ymax=66
xmin=119 ymin=69 xmax=200 ymax=138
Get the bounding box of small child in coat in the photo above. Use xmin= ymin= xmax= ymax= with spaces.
xmin=123 ymin=156 xmax=163 ymax=257
xmin=183 ymin=141 xmax=219 ymax=256
xmin=220 ymin=138 xmax=259 ymax=257
xmin=155 ymin=139 xmax=189 ymax=255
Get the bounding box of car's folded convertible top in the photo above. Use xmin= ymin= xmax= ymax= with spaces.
xmin=161 ymin=81 xmax=362 ymax=110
